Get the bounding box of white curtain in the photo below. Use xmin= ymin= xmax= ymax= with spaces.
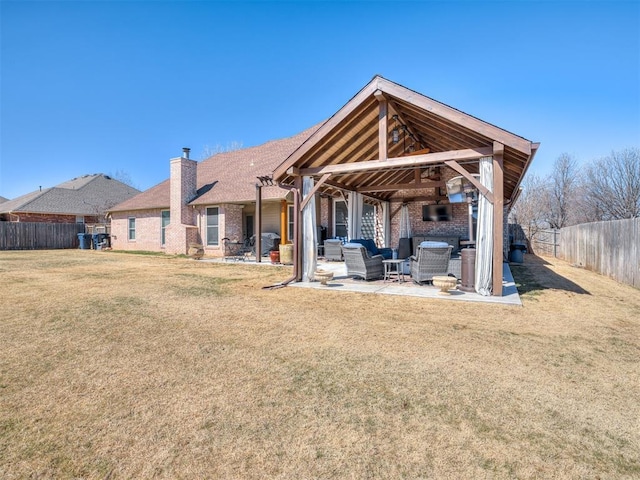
xmin=347 ymin=191 xmax=363 ymax=240
xmin=376 ymin=200 xmax=391 ymax=248
xmin=383 ymin=201 xmax=391 ymax=247
xmin=302 ymin=176 xmax=317 ymax=282
xmin=475 ymin=157 xmax=493 ymax=296
xmin=399 ymin=203 xmax=412 ymax=239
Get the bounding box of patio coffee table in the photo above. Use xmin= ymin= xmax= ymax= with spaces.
xmin=383 ymin=259 xmax=405 ymax=283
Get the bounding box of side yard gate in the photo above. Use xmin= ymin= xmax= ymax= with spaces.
xmin=0 ymin=222 xmax=85 ymax=250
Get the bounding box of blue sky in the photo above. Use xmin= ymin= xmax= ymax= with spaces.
xmin=1 ymin=0 xmax=638 ymax=199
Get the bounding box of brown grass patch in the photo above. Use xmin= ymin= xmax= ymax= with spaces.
xmin=1 ymin=250 xmax=639 ymax=479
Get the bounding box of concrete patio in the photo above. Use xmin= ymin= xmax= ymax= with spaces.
xmin=203 ymin=256 xmax=522 ymax=306
xmin=290 ymin=260 xmax=522 ymax=306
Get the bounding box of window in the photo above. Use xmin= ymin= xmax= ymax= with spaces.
xmin=206 ymin=207 xmax=219 ymax=246
xmin=75 ymin=216 xmax=85 ymax=224
xmin=361 ymin=204 xmax=376 ymax=239
xmin=128 ymin=217 xmax=136 ymax=241
xmin=288 ymin=205 xmax=294 ymax=242
xmin=161 ymin=210 xmax=170 ymax=246
xmin=334 ymin=201 xmax=348 ymax=239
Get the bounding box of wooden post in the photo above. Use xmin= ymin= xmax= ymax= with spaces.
xmin=294 ymin=176 xmax=303 ymax=282
xmin=255 ymin=184 xmax=262 ymax=263
xmin=375 ymin=90 xmax=388 ymax=161
xmin=492 ymin=142 xmax=504 ymax=296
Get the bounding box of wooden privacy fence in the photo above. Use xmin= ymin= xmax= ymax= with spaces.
xmin=0 ymin=222 xmax=85 ymax=250
xmin=531 ymin=229 xmax=560 ymax=257
xmin=558 ymin=218 xmax=639 ymax=289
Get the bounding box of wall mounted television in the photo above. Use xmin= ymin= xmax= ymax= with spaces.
xmin=422 ymin=204 xmax=453 ymax=222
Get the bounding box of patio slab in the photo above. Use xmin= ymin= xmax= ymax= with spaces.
xmin=201 ymin=256 xmax=521 ymax=306
xmin=290 ymin=261 xmax=522 ymax=306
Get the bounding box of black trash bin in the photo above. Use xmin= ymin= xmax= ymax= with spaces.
xmin=92 ymin=233 xmax=110 ymax=250
xmin=77 ymin=233 xmax=91 ymax=250
xmin=509 ymin=243 xmax=527 ymax=263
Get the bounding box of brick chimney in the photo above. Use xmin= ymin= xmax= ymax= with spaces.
xmin=170 ymin=149 xmax=197 ymax=225
xmin=166 ymin=148 xmax=198 ymax=254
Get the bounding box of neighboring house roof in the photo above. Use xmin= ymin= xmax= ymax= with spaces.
xmin=0 ymin=196 xmax=8 ymax=203
xmin=110 ymin=124 xmax=321 ymax=213
xmin=0 ymin=174 xmax=141 ymax=216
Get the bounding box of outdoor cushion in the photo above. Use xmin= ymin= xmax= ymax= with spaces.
xmin=419 ymin=241 xmax=449 ymax=248
xmin=350 ymin=238 xmax=393 ymax=260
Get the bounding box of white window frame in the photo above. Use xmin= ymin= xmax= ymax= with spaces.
xmin=161 ymin=210 xmax=170 ymax=246
xmin=287 ymin=204 xmax=294 ymax=242
xmin=206 ymin=206 xmax=220 ymax=246
xmin=128 ymin=217 xmax=136 ymax=241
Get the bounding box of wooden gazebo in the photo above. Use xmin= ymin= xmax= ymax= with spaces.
xmin=273 ymin=76 xmax=538 ymax=296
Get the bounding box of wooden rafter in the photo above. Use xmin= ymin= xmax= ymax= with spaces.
xmin=444 ymin=160 xmax=494 ymax=204
xmin=299 ymin=173 xmax=331 ymax=211
xmin=379 ymin=78 xmax=532 ymax=155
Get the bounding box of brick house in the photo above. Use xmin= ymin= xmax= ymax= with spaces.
xmin=0 ymin=174 xmax=140 ymax=224
xmin=109 ymin=75 xmax=538 ymax=297
xmin=108 ymin=126 xmax=320 ymax=255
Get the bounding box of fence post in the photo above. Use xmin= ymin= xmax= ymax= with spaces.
xmin=553 ymin=229 xmax=557 ymax=257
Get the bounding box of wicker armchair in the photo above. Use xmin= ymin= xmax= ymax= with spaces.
xmin=342 ymin=244 xmax=384 ymax=280
xmin=410 ymin=245 xmax=453 ymax=283
xmin=324 ymin=239 xmax=343 ymax=261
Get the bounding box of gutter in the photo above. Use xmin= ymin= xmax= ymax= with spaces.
xmin=262 ymin=182 xmax=299 ymax=290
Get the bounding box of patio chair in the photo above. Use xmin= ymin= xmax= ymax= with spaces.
xmin=324 ymin=239 xmax=343 ymax=261
xmin=410 ymin=244 xmax=453 ymax=284
xmin=342 ymin=243 xmax=384 ymax=280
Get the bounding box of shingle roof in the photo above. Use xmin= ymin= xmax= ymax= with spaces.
xmin=110 ymin=124 xmax=321 ymax=212
xmin=0 ymin=174 xmax=141 ymax=216
xmin=0 ymin=196 xmax=9 ymax=203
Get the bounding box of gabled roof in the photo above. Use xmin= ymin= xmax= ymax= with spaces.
xmin=110 ymin=124 xmax=321 ymax=212
xmin=273 ymin=75 xmax=538 ymax=203
xmin=0 ymin=196 xmax=8 ymax=203
xmin=0 ymin=174 xmax=141 ymax=216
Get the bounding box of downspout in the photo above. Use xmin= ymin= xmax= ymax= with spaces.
xmin=262 ymin=182 xmax=300 ymax=289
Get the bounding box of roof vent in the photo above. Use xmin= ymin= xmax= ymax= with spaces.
xmin=182 ymin=147 xmax=190 ymax=159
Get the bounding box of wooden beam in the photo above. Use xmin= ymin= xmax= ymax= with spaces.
xmin=378 ymin=78 xmax=532 ymax=155
xmin=390 ymin=195 xmax=448 ymax=203
xmin=299 ymin=173 xmax=331 ymax=211
xmin=510 ymin=142 xmax=539 ymax=203
xmin=299 ymin=147 xmax=493 ymax=176
xmin=492 ymin=142 xmax=505 ymax=296
xmin=273 ymin=80 xmax=380 ymax=180
xmin=444 ymin=160 xmax=494 ymax=203
xmin=388 ymin=100 xmax=429 ymax=150
xmin=375 ymin=91 xmax=388 ymax=162
xmin=357 ymin=180 xmax=444 ymax=193
xmin=294 ymin=176 xmax=303 ymax=282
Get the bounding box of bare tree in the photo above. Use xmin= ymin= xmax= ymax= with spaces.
xmin=509 ymin=172 xmax=550 ymax=247
xmin=583 ymin=147 xmax=640 ymax=220
xmin=108 ymin=169 xmax=137 ymax=189
xmin=547 ymin=153 xmax=580 ymax=228
xmin=199 ymin=141 xmax=244 ymax=160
